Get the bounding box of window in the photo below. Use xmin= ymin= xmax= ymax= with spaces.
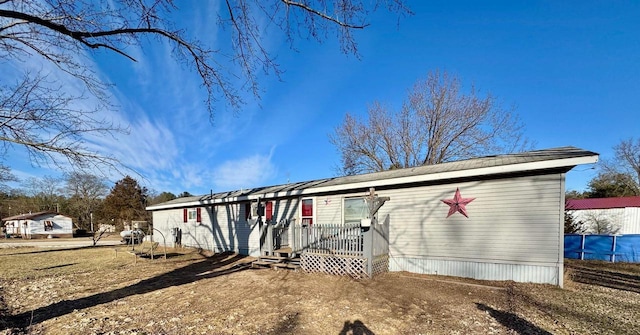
xmin=183 ymin=208 xmax=202 ymax=223
xmin=301 ymin=198 xmax=314 ymax=225
xmin=44 ymin=221 xmax=54 ymax=231
xmin=188 ymin=209 xmax=198 ymax=220
xmin=343 ymin=197 xmax=368 ymax=225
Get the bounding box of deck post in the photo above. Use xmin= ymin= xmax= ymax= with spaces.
xmin=266 ymin=223 xmax=274 ymax=255
xmin=289 ymin=220 xmax=296 ymax=254
xmin=363 ymin=226 xmax=373 ymax=277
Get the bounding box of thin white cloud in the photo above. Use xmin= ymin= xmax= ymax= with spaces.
xmin=211 ymin=148 xmax=277 ymax=192
xmin=83 ymin=112 xmax=179 ymax=173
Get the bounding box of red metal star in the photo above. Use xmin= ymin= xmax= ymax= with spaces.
xmin=441 ymin=188 xmax=475 ymax=218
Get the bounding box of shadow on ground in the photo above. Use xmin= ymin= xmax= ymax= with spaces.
xmin=1 ymin=252 xmax=249 ymax=331
xmin=338 ymin=320 xmax=375 ymax=335
xmin=476 ymin=303 xmax=552 ymax=335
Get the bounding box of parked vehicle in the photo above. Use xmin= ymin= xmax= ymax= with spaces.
xmin=120 ymin=230 xmax=145 ymax=244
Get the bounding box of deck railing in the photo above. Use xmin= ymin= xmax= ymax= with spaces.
xmin=295 ymin=223 xmax=364 ymax=257
xmin=262 ymin=218 xmax=390 ymax=278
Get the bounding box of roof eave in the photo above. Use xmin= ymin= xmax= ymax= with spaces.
xmin=146 ymin=154 xmax=598 ymax=211
xmin=300 ymin=154 xmax=599 ymax=195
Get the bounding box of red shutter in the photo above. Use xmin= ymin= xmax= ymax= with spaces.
xmin=266 ymin=202 xmax=273 ymax=221
xmin=183 ymin=208 xmax=187 ymax=223
xmin=302 ymin=199 xmax=313 ymax=216
xmin=196 ymin=208 xmax=202 ymax=222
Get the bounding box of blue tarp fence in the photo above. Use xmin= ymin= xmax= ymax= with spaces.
xmin=565 ymin=234 xmax=640 ymax=263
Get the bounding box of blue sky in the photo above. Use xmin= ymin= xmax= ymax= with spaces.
xmin=6 ymin=1 xmax=640 ymax=195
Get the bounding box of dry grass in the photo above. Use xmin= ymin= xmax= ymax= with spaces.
xmin=0 ymin=246 xmax=639 ymax=335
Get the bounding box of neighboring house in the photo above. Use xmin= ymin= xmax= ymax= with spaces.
xmin=2 ymin=212 xmax=74 ymax=238
xmin=566 ymin=196 xmax=640 ymax=234
xmin=98 ymin=224 xmax=116 ymax=233
xmin=146 ymin=147 xmax=598 ymax=287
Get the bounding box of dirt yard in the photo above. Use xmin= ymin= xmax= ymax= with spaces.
xmin=0 ymin=245 xmax=638 ymax=335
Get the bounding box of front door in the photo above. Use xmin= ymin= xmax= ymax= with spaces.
xmin=300 ymin=198 xmax=315 ymax=249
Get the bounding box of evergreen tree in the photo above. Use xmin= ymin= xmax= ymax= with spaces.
xmin=100 ymin=176 xmax=149 ymax=230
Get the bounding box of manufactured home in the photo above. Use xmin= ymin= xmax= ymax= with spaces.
xmin=2 ymin=212 xmax=73 ymax=238
xmin=146 ymin=147 xmax=598 ymax=286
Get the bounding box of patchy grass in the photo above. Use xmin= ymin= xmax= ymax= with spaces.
xmin=0 ymin=246 xmax=639 ymax=335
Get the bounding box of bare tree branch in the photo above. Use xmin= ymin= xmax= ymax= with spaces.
xmin=597 ymin=138 xmax=640 ymax=195
xmin=0 ymin=73 xmax=127 ymax=174
xmin=1 ymin=0 xmax=410 ymax=175
xmin=331 ymin=70 xmax=532 ymax=175
xmin=281 ymin=0 xmax=369 ymax=29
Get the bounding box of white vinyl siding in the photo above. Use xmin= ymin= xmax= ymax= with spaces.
xmin=626 ymin=208 xmax=640 ymax=233
xmin=382 ymin=174 xmax=563 ymax=265
xmin=271 ymin=198 xmax=300 ymax=224
xmin=570 ymin=207 xmax=640 ymax=234
xmin=152 ymin=204 xmax=259 ymax=256
xmin=311 ymin=173 xmax=565 ymax=285
xmin=315 ymin=196 xmax=342 ymax=225
xmin=152 ymin=199 xmax=301 ymax=256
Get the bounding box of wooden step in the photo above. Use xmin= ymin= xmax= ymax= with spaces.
xmin=272 ymin=263 xmax=301 ymax=270
xmin=251 ymin=255 xmax=301 ymax=270
xmin=251 ymin=260 xmax=278 ymax=268
xmin=259 ymin=255 xmax=287 ymax=261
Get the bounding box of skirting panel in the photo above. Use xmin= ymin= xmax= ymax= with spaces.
xmin=389 ymin=256 xmax=561 ymax=286
xmin=302 ymin=253 xmax=368 ymax=279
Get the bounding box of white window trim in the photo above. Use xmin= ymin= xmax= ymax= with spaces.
xmin=342 ymin=196 xmax=369 ymax=225
xmin=300 ymin=197 xmax=316 ymax=225
xmin=187 ymin=208 xmax=198 ymax=222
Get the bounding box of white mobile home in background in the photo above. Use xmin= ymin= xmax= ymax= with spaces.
xmin=2 ymin=212 xmax=74 ymax=238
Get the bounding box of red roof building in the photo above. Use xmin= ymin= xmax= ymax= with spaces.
xmin=566 ymin=196 xmax=640 ymax=210
xmin=566 ymin=196 xmax=640 ymax=234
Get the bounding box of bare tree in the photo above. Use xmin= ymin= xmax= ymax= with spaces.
xmin=330 ymin=71 xmax=531 ymax=175
xmin=599 ymin=138 xmax=640 ymax=195
xmin=1 ymin=74 xmax=124 ymax=172
xmin=65 ymin=172 xmax=108 ymax=231
xmin=581 ymin=211 xmax=621 ymax=235
xmin=0 ymin=163 xmax=16 ymax=186
xmin=20 ymin=175 xmax=64 ymax=212
xmin=1 ymin=0 xmax=410 ymax=172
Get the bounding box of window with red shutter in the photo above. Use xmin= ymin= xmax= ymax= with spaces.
xmin=301 ymin=198 xmax=314 ymax=225
xmin=196 ymin=208 xmax=202 ymax=222
xmin=183 ymin=208 xmax=187 ymax=223
xmin=266 ymin=202 xmax=273 ymax=221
